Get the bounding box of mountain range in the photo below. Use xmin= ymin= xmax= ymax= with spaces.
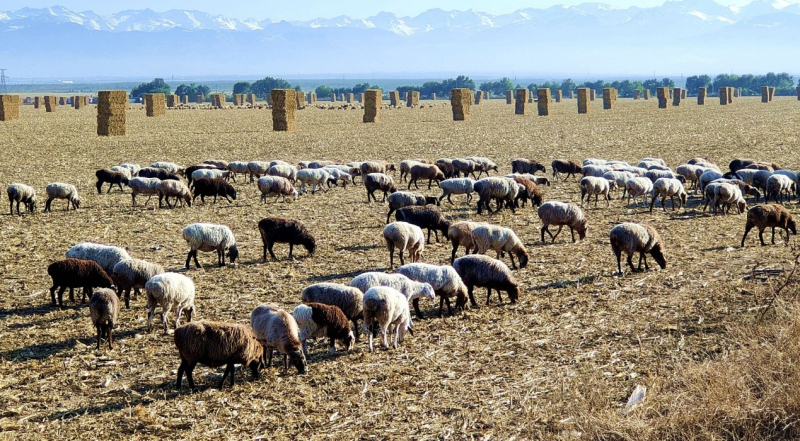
xmin=2 ymin=1 xmax=799 ymax=79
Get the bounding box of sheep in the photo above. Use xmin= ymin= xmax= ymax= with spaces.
xmin=471 ymin=225 xmax=529 ymax=270
xmin=741 ymin=204 xmax=797 ymax=247
xmin=511 ymin=158 xmax=546 ymax=175
xmin=766 ymin=174 xmax=796 ymax=203
xmin=639 ymin=157 xmax=667 ymax=167
xmin=698 ymin=169 xmax=723 ymax=194
xmin=452 ymin=159 xmax=481 ymax=179
xmin=438 ymin=178 xmax=475 ymax=205
xmin=145 ymin=272 xmax=196 ymax=333
xmin=512 ymin=176 xmax=544 ymax=208
xmin=395 ymin=205 xmax=451 ymax=244
xmin=48 ymin=258 xmax=114 ymax=308
xmin=474 ymin=177 xmax=518 ymax=214
xmin=397 ymin=263 xmax=468 ymax=317
xmin=112 ymin=258 xmax=165 ymax=309
xmin=258 ymin=217 xmax=316 ymax=261
xmin=408 ymin=164 xmax=445 ymax=190
xmin=301 ymin=283 xmax=365 ymax=340
xmin=537 ymin=201 xmax=587 ymax=243
xmin=773 ymin=170 xmax=800 ymax=196
xmin=364 ymin=173 xmax=397 ymax=203
xmin=466 ymin=156 xmax=498 ymax=177
xmin=308 ymin=160 xmax=335 ymax=169
xmin=156 ymin=179 xmax=192 ymax=208
xmin=710 ymin=182 xmax=747 ymax=215
xmin=452 ymin=255 xmax=520 ymax=307
xmin=292 ymin=303 xmax=354 ymax=357
xmin=386 ymin=191 xmax=439 ymax=223
xmin=609 ymin=222 xmax=667 ymax=275
xmin=583 ymin=158 xmax=608 ymax=166
xmin=350 ymin=271 xmax=435 ymax=319
xmin=267 ymin=164 xmax=298 ymax=183
xmin=361 ymin=287 xmax=412 ymax=352
xmin=582 ymin=164 xmax=612 ymax=178
xmin=182 ymin=223 xmax=239 ymax=268
xmin=7 ymin=183 xmax=36 ymax=215
xmin=323 ymin=167 xmax=353 ymax=188
xmin=676 ymin=164 xmax=707 ymax=191
xmin=580 ymin=176 xmax=616 ymax=208
xmin=434 ymin=159 xmax=458 ymax=178
xmin=191 ymin=178 xmax=236 ymax=204
xmin=203 ymin=159 xmax=229 ymax=170
xmin=185 ymin=164 xmax=218 ymax=186
xmin=603 ymin=170 xmax=635 ymax=198
xmin=250 ymin=304 xmax=307 ymax=374
xmin=150 ymin=161 xmax=184 ymax=175
xmin=191 ymin=168 xmax=230 ymax=185
xmin=649 ymin=178 xmax=687 ymax=212
xmin=296 ymin=168 xmax=331 ymax=194
xmin=228 ymin=161 xmax=251 ymax=182
xmin=645 ymin=169 xmax=683 ymax=184
xmin=744 ymin=162 xmax=777 ymax=171
xmin=257 ymin=176 xmax=298 ymax=203
xmin=399 ymin=159 xmax=424 ymax=182
xmin=95 ymin=169 xmax=129 ymax=194
xmin=44 ymin=182 xmax=81 ymax=212
xmin=89 ymin=288 xmax=121 ymax=350
xmin=66 ymin=242 xmax=132 ymax=276
xmin=128 ymin=177 xmax=162 ymax=206
xmin=247 ymin=161 xmax=272 ymax=183
xmin=382 ymin=221 xmax=425 ymax=268
xmin=119 ymin=163 xmax=141 ymax=176
xmin=551 ymin=160 xmax=582 ymax=181
xmin=137 ymin=167 xmax=181 ymax=181
xmin=361 ymin=161 xmax=393 ymax=176
xmin=626 ymin=177 xmax=654 ymax=207
xmin=174 ymin=320 xmax=264 ymax=389
xmin=752 ymin=170 xmax=774 ymax=197
xmin=447 ymin=221 xmax=485 ymax=263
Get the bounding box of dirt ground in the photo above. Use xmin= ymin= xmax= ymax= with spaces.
xmin=0 ymin=96 xmax=798 ymax=439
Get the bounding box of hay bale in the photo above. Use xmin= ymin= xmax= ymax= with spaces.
xmin=672 ymin=88 xmax=682 ymax=106
xmin=603 ymin=88 xmax=616 ymax=110
xmin=537 ymin=89 xmax=551 ymax=116
xmin=196 ymin=94 xmax=205 ymax=104
xmin=633 ymin=90 xmax=641 ymax=100
xmin=719 ymin=87 xmax=729 ymax=105
xmin=681 ymin=89 xmax=686 ymax=99
xmin=761 ymin=86 xmax=769 ymax=103
xmin=271 ymin=89 xmax=297 ymax=132
xmin=451 ymin=88 xmax=472 ymax=121
xmin=769 ymin=87 xmax=775 ymax=101
xmin=577 ymin=88 xmax=590 ymax=114
xmin=181 ymin=95 xmax=189 ymax=105
xmin=359 ymin=93 xmax=365 ymax=103
xmin=145 ymin=93 xmax=166 ymax=117
xmin=248 ymin=94 xmax=257 ymax=107
xmin=590 ymin=89 xmax=596 ymax=101
xmin=406 ymin=91 xmax=419 ymax=108
xmin=644 ymin=89 xmax=651 ymax=100
xmin=167 ymin=95 xmax=179 ymax=108
xmin=483 ymin=91 xmax=489 ymax=100
xmin=311 ymin=93 xmax=317 ymax=104
xmin=431 ymin=93 xmax=436 ymax=101
xmin=0 ymin=95 xmax=21 ymax=121
xmin=728 ymin=87 xmax=734 ymax=104
xmin=506 ymin=90 xmax=513 ymax=104
xmin=73 ymin=96 xmax=86 ymax=110
xmin=331 ymin=93 xmax=337 ymax=103
xmin=796 ymin=86 xmax=800 ymax=100
xmin=44 ymin=96 xmax=57 ymax=112
xmin=570 ymin=90 xmax=575 ymax=99
xmin=34 ymin=97 xmax=41 ymax=109
xmin=389 ymin=91 xmax=400 ymax=107
xmin=233 ymin=94 xmax=244 ymax=106
xmin=402 ymin=92 xmax=408 ymax=101
xmin=657 ymin=87 xmax=669 ymax=109
xmin=296 ymin=92 xmax=306 ymax=108
xmin=515 ymin=89 xmax=529 ymax=115
xmin=474 ymin=90 xmax=482 ymax=105
xmin=363 ymin=89 xmax=382 ymax=123
xmin=58 ymin=97 xmax=65 ymax=106
xmin=97 ymin=90 xmax=127 ymax=136
xmin=697 ymin=87 xmax=706 ymax=105
xmin=347 ymin=93 xmax=354 ymax=104
xmin=555 ymin=90 xmax=563 ymax=103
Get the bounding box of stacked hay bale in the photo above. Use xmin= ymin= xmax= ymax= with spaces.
xmin=34 ymin=97 xmax=41 ymax=109
xmin=182 ymin=95 xmax=189 ymax=105
xmin=44 ymin=96 xmax=57 ymax=112
xmin=537 ymin=89 xmax=551 ymax=116
xmin=796 ymin=86 xmax=800 ymax=100
xmin=271 ymin=89 xmax=296 ymax=132
xmin=73 ymin=96 xmax=86 ymax=110
xmin=657 ymin=87 xmax=669 ymax=109
xmin=406 ymin=91 xmax=419 ymax=107
xmin=310 ymin=93 xmax=317 ymax=104
xmin=719 ymin=87 xmax=730 ymax=105
xmin=145 ymin=93 xmax=166 ymax=117
xmin=506 ymin=90 xmax=513 ymax=104
xmin=590 ymin=89 xmax=596 ymax=101
xmin=196 ymin=94 xmax=205 ymax=104
xmin=681 ymin=89 xmax=686 ymax=99
xmin=761 ymin=86 xmax=769 ymax=103
xmin=296 ymin=92 xmax=306 ymax=108
xmin=363 ymin=89 xmax=382 ymax=123
xmin=483 ymin=91 xmax=489 ymax=100
xmin=402 ymin=91 xmax=408 ymax=101
xmin=603 ymin=88 xmax=616 ymax=110
xmin=248 ymin=94 xmax=257 ymax=107
xmin=233 ymin=94 xmax=244 ymax=106
xmin=347 ymin=93 xmax=354 ymax=104
xmin=633 ymin=90 xmax=641 ymax=100
xmin=359 ymin=93 xmax=365 ymax=103
xmin=451 ymin=88 xmax=472 ymax=121
xmin=769 ymin=87 xmax=775 ymax=101
xmin=515 ymin=88 xmax=529 ymax=115
xmin=331 ymin=93 xmax=337 ymax=103
xmin=555 ymin=90 xmax=563 ymax=103
xmin=697 ymin=87 xmax=706 ymax=105
xmin=672 ymin=88 xmax=682 ymax=106
xmin=0 ymin=95 xmax=20 ymax=121
xmin=570 ymin=90 xmax=575 ymax=99
xmin=474 ymin=90 xmax=482 ymax=105
xmin=389 ymin=91 xmax=399 ymax=107
xmin=431 ymin=93 xmax=436 ymax=101
xmin=577 ymin=88 xmax=590 ymax=114
xmin=727 ymin=87 xmax=734 ymax=104
xmin=167 ymin=95 xmax=179 ymax=108
xmin=97 ymin=90 xmax=127 ymax=136
xmin=644 ymin=89 xmax=651 ymax=100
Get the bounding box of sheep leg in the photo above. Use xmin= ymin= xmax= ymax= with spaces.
xmin=175 ymin=306 xmax=185 ymax=329
xmin=486 ymin=288 xmax=493 ymax=305
xmin=552 ymin=225 xmax=564 ymax=243
xmin=44 ymin=198 xmax=52 ymax=212
xmin=288 ymin=244 xmax=295 ymax=261
xmin=268 ymin=242 xmax=278 ymax=261
xmin=176 ymin=357 xmax=189 ymax=389
xmin=771 ymin=227 xmax=776 ymax=245
xmin=759 ymin=229 xmax=767 ymax=246
xmin=741 ymin=225 xmax=753 ymax=247
xmin=161 ymin=310 xmax=169 ymax=334
xmin=267 ymin=349 xmax=274 ymax=368
xmin=627 ymin=253 xmax=638 ymax=272
xmin=328 ymin=338 xmax=337 ymax=355
xmin=9 ymin=200 xmax=13 ymax=215
xmin=219 ymin=363 xmax=235 ymax=388
xmin=146 ymin=305 xmax=155 ymax=332
xmin=107 ymin=321 xmax=114 ymax=349
xmin=432 ymin=230 xmax=440 ymax=243
xmin=508 ymin=254 xmax=517 ymax=270
xmin=450 ymin=242 xmax=459 ymax=264
xmin=96 ymin=326 xmax=102 ymax=350
xmin=467 ymin=285 xmax=479 ymax=308
xmin=398 ymin=249 xmax=405 ymax=266
xmin=381 ymin=325 xmax=390 ymax=350
xmin=352 ymin=319 xmax=360 ymax=342
xmin=670 ymin=196 xmax=676 ymax=211
xmin=59 ymin=287 xmax=69 ymax=308
xmin=49 ymin=285 xmax=57 ymax=305
xmin=386 ymin=209 xmax=394 ymax=224
xmin=412 ymin=298 xmax=424 ymax=319
xmin=382 ymin=191 xmax=388 ymax=203
xmin=612 ymin=244 xmax=623 ymax=275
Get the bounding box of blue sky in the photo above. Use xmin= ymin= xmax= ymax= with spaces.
xmin=5 ymin=0 xmax=798 ymax=20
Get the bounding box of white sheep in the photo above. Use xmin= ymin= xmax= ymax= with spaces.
xmin=44 ymin=182 xmax=81 ymax=212
xmin=537 ymin=201 xmax=587 ymax=243
xmin=649 ymin=178 xmax=687 ymax=212
xmin=182 ymin=223 xmax=239 ymax=268
xmin=625 ymin=177 xmax=653 ymax=207
xmin=350 ymin=271 xmax=435 ymax=317
xmin=399 ymin=159 xmax=424 ymax=182
xmin=145 ymin=272 xmax=195 ymax=333
xmin=247 ymin=161 xmax=272 ymax=182
xmin=361 ymin=286 xmax=412 ymax=352
xmin=156 ymin=179 xmax=192 ymax=208
xmin=603 ymin=171 xmax=635 ymax=198
xmin=296 ymin=168 xmax=331 ymax=194
xmin=583 ymin=158 xmax=608 ymax=166
xmin=609 ymin=223 xmax=667 ymax=275
xmin=474 ymin=177 xmax=518 ymax=214
xmin=438 ymin=178 xmax=475 ymax=204
xmin=268 ymin=164 xmax=298 ymax=182
xmin=711 ymin=182 xmax=746 ymax=215
xmin=128 ymin=177 xmax=162 ymax=206
xmin=580 ymin=176 xmax=616 ymax=208
xmin=773 ymin=170 xmax=800 ymax=197
xmin=110 ymin=165 xmax=133 ymax=180
xmin=150 ymin=161 xmax=184 ymax=175
xmin=257 ymin=176 xmax=298 ymax=203
xmin=676 ymin=164 xmax=707 ymax=192
xmin=581 ymin=164 xmax=612 ymax=178
xmin=250 ymin=304 xmax=307 ymax=373
xmin=228 ymin=161 xmax=251 ymax=182
xmin=66 ymin=242 xmax=132 ymax=276
xmin=119 ymin=163 xmax=141 ymax=176
xmin=397 ymin=263 xmax=469 ymax=317
xmin=465 ymin=156 xmax=498 ymax=176
xmin=322 ymin=167 xmax=353 ymax=187
xmin=767 ymin=174 xmax=796 ymax=203
xmin=7 ymin=183 xmax=37 ymax=215
xmin=191 ymin=168 xmax=230 ymax=182
xmin=471 ymin=224 xmax=529 ymax=270
xmin=382 ymin=221 xmax=425 ymax=268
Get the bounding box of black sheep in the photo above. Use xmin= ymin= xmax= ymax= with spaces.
xmin=191 ymin=178 xmax=237 ymax=204
xmin=95 ymin=169 xmax=130 ymax=194
xmin=138 ymin=167 xmax=181 ymax=181
xmin=258 ymin=217 xmax=316 ymax=261
xmin=550 ymin=159 xmax=582 ymax=182
xmin=48 ymin=258 xmax=114 ymax=308
xmin=395 ymin=205 xmax=451 ymax=243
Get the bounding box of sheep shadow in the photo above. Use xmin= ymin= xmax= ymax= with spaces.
xmin=336 ymin=244 xmax=380 ymax=252
xmin=1 ymin=328 xmax=143 ymax=362
xmin=0 ymin=304 xmax=61 ymax=318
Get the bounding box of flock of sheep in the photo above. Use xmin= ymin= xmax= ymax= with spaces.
xmin=7 ymin=153 xmax=798 ymax=389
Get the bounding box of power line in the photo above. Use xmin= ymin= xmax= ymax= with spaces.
xmin=0 ymin=69 xmax=7 ymax=94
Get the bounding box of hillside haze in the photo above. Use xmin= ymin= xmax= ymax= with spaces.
xmin=2 ymin=1 xmax=799 ymax=79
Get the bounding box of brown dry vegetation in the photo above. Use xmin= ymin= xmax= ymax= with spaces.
xmin=0 ymin=98 xmax=799 ymax=439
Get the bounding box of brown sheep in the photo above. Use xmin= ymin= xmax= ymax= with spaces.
xmin=48 ymin=258 xmax=115 ymax=308
xmin=408 ymin=164 xmax=445 ymax=190
xmin=89 ymin=288 xmax=121 ymax=350
xmin=551 ymin=159 xmax=582 ymax=181
xmin=741 ymin=204 xmax=797 ymax=247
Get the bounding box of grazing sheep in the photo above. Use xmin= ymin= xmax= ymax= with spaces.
xmin=438 ymin=178 xmax=475 ymax=205
xmin=250 ymin=304 xmax=307 ymax=374
xmin=296 ymin=168 xmax=331 ymax=194
xmin=645 ymin=169 xmax=683 ymax=184
xmin=323 ymin=167 xmax=354 ymax=188
xmin=399 ymin=160 xmax=424 ymax=182
xmin=395 ymin=205 xmax=451 ymax=244
xmin=408 ymin=164 xmax=445 ymax=190
xmin=228 ymin=161 xmax=251 ymax=182
xmin=397 ymin=263 xmax=468 ymax=317
xmin=552 ymin=160 xmax=583 ymax=181
xmin=452 ymin=255 xmax=520 ymax=307
xmin=471 ymin=225 xmax=529 ymax=270
xmin=729 ymin=158 xmax=756 ymax=173
xmin=292 ymin=303 xmax=354 ymax=357
xmin=474 ymin=177 xmax=518 ymax=214
xmin=308 ymin=160 xmax=335 ymax=169
xmin=119 ymin=163 xmax=141 ymax=176
xmin=191 ymin=169 xmax=230 ymax=185
xmin=191 ymin=177 xmax=236 ymax=204
xmin=257 ymin=176 xmax=298 ymax=203
xmin=48 ymin=258 xmax=114 ymax=307
xmin=364 ymin=173 xmax=397 ymax=203
xmin=137 ymin=167 xmax=181 ymax=181
xmin=203 ymin=159 xmax=229 ymax=170
xmin=44 ymin=182 xmax=81 ymax=212
xmin=150 ymin=161 xmax=184 ymax=175
xmin=174 ymin=320 xmax=264 ymax=389
xmin=112 ymin=258 xmax=165 ymax=308
xmin=609 ymin=223 xmax=667 ymax=275
xmin=185 ymin=164 xmax=218 ymax=186
xmin=247 ymin=161 xmax=272 ymax=183
xmin=89 ymin=288 xmax=121 ymax=350
xmin=511 ymin=159 xmax=546 ymax=175
xmin=744 ymin=162 xmax=776 ymax=171
xmin=741 ymin=204 xmax=797 ymax=246
xmin=649 ymin=178 xmax=688 ymax=212
xmin=466 ymin=156 xmax=498 ymax=177
xmin=512 ymin=176 xmax=544 ymax=208
xmin=751 ymin=170 xmax=774 ymax=197
xmin=301 ymin=283 xmax=365 ymax=340
xmin=382 ymin=221 xmax=425 ymax=268
xmin=7 ymin=183 xmax=36 ymax=215
xmin=350 ymin=271 xmax=435 ymax=318
xmin=156 ymin=179 xmax=192 ymax=208
xmin=435 ymin=159 xmax=458 ymax=178
xmin=447 ymin=221 xmax=485 ymax=263
xmin=258 ymin=217 xmax=316 ymax=261
xmin=603 ymin=171 xmax=636 ymax=198
xmin=711 ymin=182 xmax=747 ymax=215
xmin=580 ymin=176 xmax=616 ymax=208
xmin=66 ymin=242 xmax=132 ymax=276
xmin=452 ymin=159 xmax=481 ymax=179
xmin=361 ymin=161 xmax=393 ymax=176
xmin=639 ymin=157 xmax=667 ymax=167
xmin=582 ymin=164 xmax=612 ymax=178
xmin=773 ymin=170 xmax=800 ymax=197
xmin=626 ymin=177 xmax=654 ymax=207
xmin=128 ymin=177 xmax=162 ymax=207
xmin=182 ymin=223 xmax=239 ymax=268
xmin=537 ymin=201 xmax=588 ymax=243
xmin=361 ymin=287 xmax=412 ymax=352
xmin=95 ymin=169 xmax=129 ymax=194
xmin=766 ymin=174 xmax=796 ymax=203
xmin=698 ymin=169 xmax=723 ymax=194
xmin=145 ymin=272 xmax=195 ymax=333
xmin=386 ymin=191 xmax=439 ymax=223
xmin=676 ymin=164 xmax=707 ymax=191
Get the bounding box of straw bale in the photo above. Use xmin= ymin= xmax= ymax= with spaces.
xmin=58 ymin=97 xmax=65 ymax=106
xmin=506 ymin=90 xmax=513 ymax=104
xmin=577 ymin=88 xmax=590 ymax=114
xmin=0 ymin=95 xmax=21 ymax=121
xmin=537 ymin=89 xmax=551 ymax=116
xmin=719 ymin=87 xmax=729 ymax=105
xmin=296 ymin=92 xmax=306 ymax=108
xmin=697 ymin=87 xmax=706 ymax=105
xmin=44 ymin=96 xmax=57 ymax=112
xmin=182 ymin=95 xmax=189 ymax=105
xmin=196 ymin=94 xmax=205 ymax=104
xmin=406 ymin=91 xmax=419 ymax=108
xmin=644 ymin=89 xmax=651 ymax=100
xmin=359 ymin=93 xmax=364 ymax=103
xmin=681 ymin=89 xmax=687 ymax=99
xmin=34 ymin=97 xmax=40 ymax=109
xmin=657 ymin=87 xmax=669 ymax=109
xmin=555 ymin=90 xmax=563 ymax=103
xmin=570 ymin=90 xmax=575 ymax=99
xmin=97 ymin=90 xmax=127 ymax=136
xmin=145 ymin=93 xmax=166 ymax=117
xmin=768 ymin=87 xmax=775 ymax=101
xmin=310 ymin=93 xmax=317 ymax=104
xmin=515 ymin=89 xmax=529 ymax=115
xmin=450 ymin=88 xmax=472 ymax=121
xmin=347 ymin=93 xmax=354 ymax=104
xmin=483 ymin=91 xmax=489 ymax=100
xmin=633 ymin=90 xmax=640 ymax=100
xmin=233 ymin=94 xmax=244 ymax=106
xmin=271 ymin=89 xmax=297 ymax=132
xmin=796 ymin=86 xmax=800 ymax=100
xmin=431 ymin=93 xmax=436 ymax=101
xmin=590 ymin=89 xmax=596 ymax=101
xmin=248 ymin=94 xmax=257 ymax=106
xmin=331 ymin=93 xmax=337 ymax=103
xmin=672 ymin=88 xmax=682 ymax=106
xmin=402 ymin=92 xmax=408 ymax=101
xmin=727 ymin=87 xmax=734 ymax=104
xmin=167 ymin=95 xmax=179 ymax=108
xmin=474 ymin=90 xmax=482 ymax=105
xmin=363 ymin=89 xmax=382 ymax=123
xmin=761 ymin=86 xmax=769 ymax=103
xmin=603 ymin=88 xmax=616 ymax=110
xmin=389 ymin=91 xmax=399 ymax=107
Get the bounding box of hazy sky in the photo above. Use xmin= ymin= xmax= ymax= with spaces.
xmin=5 ymin=0 xmax=798 ymax=20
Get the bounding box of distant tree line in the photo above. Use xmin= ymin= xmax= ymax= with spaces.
xmin=130 ymin=78 xmax=210 ymax=102
xmin=685 ymin=72 xmax=796 ymax=96
xmin=314 ymin=83 xmax=379 ymax=99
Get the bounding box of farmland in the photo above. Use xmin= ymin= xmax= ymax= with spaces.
xmin=0 ymin=97 xmax=798 ymax=439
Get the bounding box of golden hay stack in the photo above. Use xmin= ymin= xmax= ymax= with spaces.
xmin=296 ymin=92 xmax=306 ymax=108
xmin=602 ymin=88 xmax=616 ymax=110
xmin=657 ymin=87 xmax=669 ymax=109
xmin=167 ymin=94 xmax=179 ymax=108
xmin=633 ymin=90 xmax=641 ymax=100
xmin=145 ymin=93 xmax=166 ymax=117
xmin=644 ymin=89 xmax=651 ymax=100
xmin=233 ymin=94 xmax=244 ymax=106
xmin=271 ymin=89 xmax=297 ymax=132
xmin=697 ymin=87 xmax=706 ymax=105
xmin=506 ymin=90 xmax=513 ymax=104
xmin=347 ymin=93 xmax=354 ymax=104
xmin=363 ymin=89 xmax=382 ymax=123
xmin=406 ymin=91 xmax=419 ymax=108
xmin=761 ymin=86 xmax=769 ymax=103
xmin=537 ymin=89 xmax=551 ymax=116
xmin=97 ymin=90 xmax=127 ymax=136
xmin=310 ymin=93 xmax=317 ymax=104
xmin=515 ymin=88 xmax=529 ymax=115
xmin=672 ymin=88 xmax=682 ymax=106
xmin=474 ymin=90 xmax=482 ymax=105
xmin=577 ymin=88 xmax=590 ymax=114
xmin=58 ymin=97 xmax=66 ymax=106
xmin=359 ymin=92 xmax=365 ymax=103
xmin=681 ymin=89 xmax=687 ymax=99
xmin=719 ymin=87 xmax=730 ymax=105
xmin=431 ymin=93 xmax=436 ymax=101
xmin=196 ymin=94 xmax=205 ymax=104
xmin=797 ymin=86 xmax=800 ymax=100
xmin=768 ymin=87 xmax=775 ymax=102
xmin=331 ymin=93 xmax=337 ymax=103
xmin=590 ymin=89 xmax=596 ymax=101
xmin=450 ymin=88 xmax=472 ymax=121
xmin=248 ymin=94 xmax=257 ymax=106
xmin=389 ymin=91 xmax=400 ymax=107
xmin=34 ymin=96 xmax=41 ymax=109
xmin=44 ymin=96 xmax=57 ymax=112
xmin=0 ymin=95 xmax=21 ymax=121
xmin=555 ymin=90 xmax=563 ymax=103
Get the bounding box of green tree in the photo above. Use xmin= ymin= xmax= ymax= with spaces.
xmin=233 ymin=81 xmax=252 ymax=95
xmin=174 ymin=83 xmax=211 ymax=102
xmin=130 ymin=78 xmax=170 ymax=99
xmin=315 ymin=85 xmax=333 ymax=98
xmin=560 ymin=78 xmax=577 ymax=95
xmin=251 ymin=76 xmax=292 ymax=100
xmin=685 ymin=75 xmax=712 ymax=95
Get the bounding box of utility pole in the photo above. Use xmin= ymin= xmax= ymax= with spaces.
xmin=0 ymin=69 xmax=7 ymax=94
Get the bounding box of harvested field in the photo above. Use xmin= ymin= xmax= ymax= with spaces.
xmin=0 ymin=97 xmax=799 ymax=439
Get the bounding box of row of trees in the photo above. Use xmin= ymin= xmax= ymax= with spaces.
xmin=314 ymin=83 xmax=380 ymax=98
xmin=131 ymin=78 xmax=211 ymax=102
xmin=685 ymin=72 xmax=796 ymax=96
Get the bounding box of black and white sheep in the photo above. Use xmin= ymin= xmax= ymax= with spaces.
xmin=250 ymin=304 xmax=307 ymax=374
xmin=95 ymin=169 xmax=130 ymax=194
xmin=362 ymin=286 xmax=412 ymax=352
xmin=452 ymin=255 xmax=520 ymax=307
xmin=89 ymin=288 xmax=121 ymax=350
xmin=301 ymin=283 xmax=365 ymax=340
xmin=137 ymin=167 xmax=181 ymax=181
xmin=191 ymin=177 xmax=237 ymax=204
xmin=741 ymin=204 xmax=797 ymax=247
xmin=466 ymin=156 xmax=498 ymax=177
xmin=471 ymin=224 xmax=529 ymax=270
xmin=182 ymin=223 xmax=239 ymax=268
xmin=7 ymin=183 xmax=36 ymax=215
xmin=364 ymin=173 xmax=398 ymax=203
xmin=112 ymin=258 xmax=165 ymax=308
xmin=512 ymin=176 xmax=544 ymax=208
xmin=383 ymin=221 xmax=425 ymax=268
xmin=150 ymin=161 xmax=184 ymax=175
xmin=44 ymin=182 xmax=81 ymax=212
xmin=537 ymin=201 xmax=588 ymax=243
xmin=766 ymin=174 xmax=796 ymax=203
xmin=395 ymin=205 xmax=451 ymax=243
xmin=447 ymin=221 xmax=485 ymax=263
xmin=258 ymin=217 xmax=316 ymax=261
xmin=258 ymin=176 xmax=298 ymax=203
xmin=609 ymin=223 xmax=667 ymax=275
xmin=350 ymin=271 xmax=435 ymax=319
xmin=386 ymin=191 xmax=439 ymax=223
xmin=292 ymin=303 xmax=354 ymax=357
xmin=191 ymin=168 xmax=230 ymax=185
xmin=145 ymin=272 xmax=196 ymax=333
xmin=397 ymin=263 xmax=469 ymax=317
xmin=48 ymin=258 xmax=114 ymax=307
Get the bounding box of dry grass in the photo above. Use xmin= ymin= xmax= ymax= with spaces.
xmin=0 ymin=98 xmax=799 ymax=439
